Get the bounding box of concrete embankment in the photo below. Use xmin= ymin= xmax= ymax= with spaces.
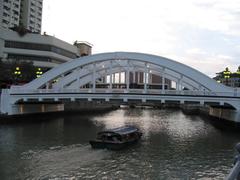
xmin=181 ymin=104 xmax=240 ymax=129
xmin=0 ymin=101 xmax=119 ymax=123
xmin=181 ymin=104 xmax=209 ymax=115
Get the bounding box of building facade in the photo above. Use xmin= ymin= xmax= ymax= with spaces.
xmin=1 ymin=0 xmax=21 ymax=29
xmin=214 ymin=67 xmax=240 ymax=88
xmin=0 ymin=27 xmax=92 ymax=68
xmin=0 ymin=0 xmax=42 ymax=33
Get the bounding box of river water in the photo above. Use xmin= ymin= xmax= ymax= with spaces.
xmin=0 ymin=108 xmax=239 ymax=179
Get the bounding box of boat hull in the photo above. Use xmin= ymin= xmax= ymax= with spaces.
xmin=89 ymin=139 xmax=140 ymax=150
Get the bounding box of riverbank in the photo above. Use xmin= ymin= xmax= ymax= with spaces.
xmin=181 ymin=104 xmax=240 ymax=130
xmin=0 ymin=101 xmax=119 ymax=124
xmin=1 ymin=102 xmax=239 ymax=130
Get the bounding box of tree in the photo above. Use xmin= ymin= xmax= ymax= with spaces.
xmin=0 ymin=60 xmax=36 ymax=86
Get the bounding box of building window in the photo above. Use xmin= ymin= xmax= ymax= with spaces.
xmin=3 ymin=12 xmax=9 ymax=17
xmin=3 ymin=6 xmax=10 ymax=11
xmin=7 ymin=54 xmax=66 ymax=64
xmin=5 ymin=41 xmax=77 ymax=59
xmin=8 ymin=54 xmax=48 ymax=62
xmin=13 ymin=10 xmax=19 ymax=15
xmin=2 ymin=19 xmax=9 ymax=24
xmin=14 ymin=3 xmax=19 ymax=8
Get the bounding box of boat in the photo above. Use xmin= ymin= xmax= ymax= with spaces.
xmin=89 ymin=125 xmax=142 ymax=150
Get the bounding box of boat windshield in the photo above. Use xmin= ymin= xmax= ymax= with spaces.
xmin=97 ymin=132 xmax=122 ymax=142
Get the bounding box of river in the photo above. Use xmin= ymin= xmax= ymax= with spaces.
xmin=0 ymin=107 xmax=239 ymax=179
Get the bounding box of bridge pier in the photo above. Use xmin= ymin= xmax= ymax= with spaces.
xmin=0 ymin=90 xmax=65 ymax=115
xmin=0 ymin=89 xmax=11 ymax=115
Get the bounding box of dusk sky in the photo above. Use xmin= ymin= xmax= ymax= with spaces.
xmin=42 ymin=0 xmax=240 ymax=77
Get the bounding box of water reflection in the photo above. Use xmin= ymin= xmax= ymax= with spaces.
xmin=0 ymin=108 xmax=240 ymax=179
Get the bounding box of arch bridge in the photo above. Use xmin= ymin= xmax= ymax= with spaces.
xmin=1 ymin=52 xmax=239 ymax=115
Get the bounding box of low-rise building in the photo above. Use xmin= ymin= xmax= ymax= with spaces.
xmin=214 ymin=67 xmax=240 ymax=88
xmin=0 ymin=27 xmax=92 ymax=68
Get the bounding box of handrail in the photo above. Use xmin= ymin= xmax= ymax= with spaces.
xmin=8 ymin=88 xmax=239 ymax=97
xmin=226 ymin=143 xmax=240 ymax=180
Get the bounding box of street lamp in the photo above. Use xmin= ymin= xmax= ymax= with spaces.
xmin=36 ymin=68 xmax=43 ymax=78
xmin=14 ymin=67 xmax=21 ymax=75
xmin=14 ymin=67 xmax=21 ymax=84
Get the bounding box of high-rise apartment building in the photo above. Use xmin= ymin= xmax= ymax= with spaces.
xmin=20 ymin=0 xmax=42 ymax=33
xmin=0 ymin=0 xmax=42 ymax=33
xmin=1 ymin=0 xmax=21 ymax=29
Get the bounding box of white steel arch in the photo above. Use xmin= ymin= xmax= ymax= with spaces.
xmin=15 ymin=51 xmax=232 ymax=93
xmin=2 ymin=52 xmax=240 ymax=115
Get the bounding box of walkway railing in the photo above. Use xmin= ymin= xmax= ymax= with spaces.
xmin=226 ymin=143 xmax=240 ymax=180
xmin=8 ymin=87 xmax=239 ymax=97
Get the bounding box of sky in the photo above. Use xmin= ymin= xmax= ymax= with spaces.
xmin=42 ymin=0 xmax=240 ymax=77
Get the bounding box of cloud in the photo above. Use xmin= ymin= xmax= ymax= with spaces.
xmin=178 ymin=49 xmax=237 ymax=77
xmin=42 ymin=0 xmax=239 ymax=76
xmin=186 ymin=48 xmax=207 ymax=55
xmin=192 ymin=0 xmax=240 ymax=36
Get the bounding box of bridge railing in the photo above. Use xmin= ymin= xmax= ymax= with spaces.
xmin=226 ymin=143 xmax=240 ymax=180
xmin=8 ymin=87 xmax=239 ymax=97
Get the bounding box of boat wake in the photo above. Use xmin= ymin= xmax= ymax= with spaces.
xmin=20 ymin=144 xmax=111 ymax=179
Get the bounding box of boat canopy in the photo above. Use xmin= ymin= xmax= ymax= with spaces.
xmin=99 ymin=126 xmax=139 ymax=136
